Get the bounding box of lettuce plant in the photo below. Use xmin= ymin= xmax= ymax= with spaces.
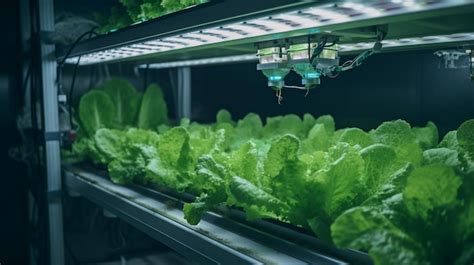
xmin=69 ymin=78 xmax=474 ymax=265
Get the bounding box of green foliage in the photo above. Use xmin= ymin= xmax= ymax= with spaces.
xmin=360 ymin=144 xmax=397 ymax=193
xmin=309 ymin=143 xmax=366 ymax=240
xmin=331 ymin=207 xmax=428 ymax=265
xmin=96 ymin=0 xmax=208 ymax=33
xmin=79 ymin=90 xmax=118 ymax=136
xmin=315 ymin=115 xmax=335 ymax=134
xmin=69 ymin=83 xmax=474 ymax=265
xmin=439 ymin=130 xmax=458 ymax=149
xmin=227 ymin=176 xmax=286 ymax=220
xmin=423 ymin=148 xmax=461 ymax=169
xmin=339 ymin=128 xmax=374 ymax=148
xmin=216 ymin=109 xmax=234 ymax=126
xmin=372 ymin=119 xmax=423 ymax=165
xmin=413 ymin=121 xmax=439 ymax=150
xmin=301 ymin=123 xmax=331 ymax=153
xmin=403 ymin=164 xmax=461 ymax=221
xmin=262 ymin=115 xmax=304 ymax=139
xmin=98 ymin=78 xmax=141 ymax=128
xmin=94 ymin=6 xmax=132 ymax=34
xmin=230 ymin=113 xmax=262 ymax=149
xmin=457 ymin=119 xmax=474 ymax=159
xmin=137 ymin=84 xmax=168 ymax=130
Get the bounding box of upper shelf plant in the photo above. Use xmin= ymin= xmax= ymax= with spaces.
xmin=94 ymin=0 xmax=208 ymax=34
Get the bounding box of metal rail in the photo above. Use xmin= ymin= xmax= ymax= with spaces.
xmin=64 ymin=166 xmax=361 ymax=265
xmin=38 ymin=0 xmax=65 ymax=264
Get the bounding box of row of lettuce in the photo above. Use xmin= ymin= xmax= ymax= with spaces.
xmin=95 ymin=0 xmax=208 ymax=34
xmin=67 ymin=78 xmax=474 ymax=265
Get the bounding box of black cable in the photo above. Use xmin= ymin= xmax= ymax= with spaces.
xmin=58 ymin=28 xmax=98 ymax=67
xmin=64 ymin=236 xmax=81 ymax=265
xmin=324 ymin=41 xmax=337 ymax=47
xmin=66 ymin=30 xmax=97 ymax=132
xmin=69 ymin=56 xmax=82 ymax=131
xmin=310 ymin=38 xmax=328 ymax=65
xmin=22 ymin=64 xmax=32 ymax=96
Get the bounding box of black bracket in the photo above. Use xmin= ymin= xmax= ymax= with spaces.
xmin=47 ymin=190 xmax=62 ymax=203
xmin=44 ymin=131 xmax=61 ymax=141
xmin=39 ymin=30 xmax=57 ymax=45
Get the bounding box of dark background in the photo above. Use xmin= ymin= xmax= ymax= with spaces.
xmin=0 ymin=0 xmax=28 ymax=264
xmin=1 ymin=0 xmax=474 ymax=264
xmin=190 ymin=50 xmax=474 ymax=136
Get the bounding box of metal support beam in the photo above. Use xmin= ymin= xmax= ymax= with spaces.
xmin=177 ymin=67 xmax=191 ymax=119
xmin=37 ymin=0 xmax=64 ymax=264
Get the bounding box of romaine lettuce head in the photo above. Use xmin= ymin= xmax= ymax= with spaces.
xmin=79 ymin=90 xmax=118 ymax=136
xmin=98 ymin=78 xmax=141 ymax=128
xmin=137 ymin=84 xmax=168 ymax=130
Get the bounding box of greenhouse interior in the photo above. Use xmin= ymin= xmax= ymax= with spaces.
xmin=1 ymin=0 xmax=474 ymax=264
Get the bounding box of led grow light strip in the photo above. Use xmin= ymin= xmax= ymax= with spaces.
xmin=65 ymin=0 xmax=474 ymax=65
xmin=339 ymin=32 xmax=474 ymax=53
xmin=137 ymin=32 xmax=474 ymax=70
xmin=139 ymin=54 xmax=258 ymax=69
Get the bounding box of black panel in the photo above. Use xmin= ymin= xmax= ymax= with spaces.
xmin=0 ymin=0 xmax=28 ymax=264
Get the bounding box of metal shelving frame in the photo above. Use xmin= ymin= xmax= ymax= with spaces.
xmin=64 ymin=166 xmax=373 ymax=265
xmin=37 ymin=1 xmax=65 ymax=264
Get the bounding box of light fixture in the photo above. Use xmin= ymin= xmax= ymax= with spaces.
xmin=137 ymin=32 xmax=474 ymax=71
xmin=339 ymin=2 xmax=382 ymax=16
xmin=139 ymin=54 xmax=257 ymax=69
xmin=338 ymin=32 xmax=474 ymax=53
xmin=64 ymin=1 xmax=473 ymax=65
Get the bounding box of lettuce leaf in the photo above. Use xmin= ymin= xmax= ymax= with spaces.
xmin=216 ymin=109 xmax=234 ymax=126
xmin=413 ymin=121 xmax=439 ymax=150
xmin=79 ymin=90 xmax=118 ymax=136
xmin=99 ymin=78 xmax=141 ymax=128
xmin=137 ymin=84 xmax=168 ymax=130
xmin=183 ymin=155 xmax=228 ymax=224
xmin=373 ymin=120 xmax=423 ymax=165
xmin=360 ymin=144 xmax=398 ymax=193
xmin=262 ymin=114 xmax=304 ymax=139
xmin=310 ymin=143 xmax=366 ymax=240
xmin=227 ymin=176 xmax=287 ymax=220
xmin=439 ymin=130 xmax=458 ymax=150
xmin=339 ymin=128 xmax=374 ymax=148
xmin=331 ymin=207 xmax=428 ymax=265
xmin=403 ymin=164 xmax=461 ymax=221
xmin=457 ymin=119 xmax=474 ymax=160
xmin=301 ymin=123 xmax=331 ymax=153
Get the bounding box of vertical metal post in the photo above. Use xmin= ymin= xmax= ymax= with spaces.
xmin=177 ymin=67 xmax=192 ymax=119
xmin=38 ymin=1 xmax=65 ymax=264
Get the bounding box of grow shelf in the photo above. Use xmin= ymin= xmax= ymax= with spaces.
xmin=58 ymin=0 xmax=474 ymax=65
xmin=63 ymin=165 xmax=372 ymax=265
